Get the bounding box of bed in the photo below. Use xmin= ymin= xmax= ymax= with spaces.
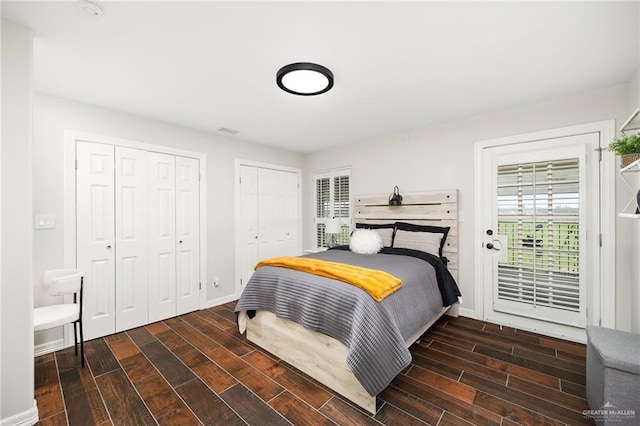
xmin=235 ymin=190 xmax=461 ymax=414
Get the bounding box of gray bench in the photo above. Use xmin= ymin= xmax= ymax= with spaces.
xmin=586 ymin=326 xmax=640 ymax=425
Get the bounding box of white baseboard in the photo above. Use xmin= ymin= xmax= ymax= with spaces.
xmin=458 ymin=307 xmax=477 ymax=319
xmin=34 ymin=339 xmax=64 ymax=357
xmin=0 ymin=399 xmax=38 ymax=426
xmin=447 ymin=307 xmax=586 ymax=342
xmin=201 ymin=293 xmax=238 ymax=310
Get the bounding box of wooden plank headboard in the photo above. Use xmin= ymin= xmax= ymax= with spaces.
xmin=354 ymin=190 xmax=458 ymax=280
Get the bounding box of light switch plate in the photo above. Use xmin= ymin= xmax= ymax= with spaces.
xmin=35 ymin=214 xmax=55 ymax=229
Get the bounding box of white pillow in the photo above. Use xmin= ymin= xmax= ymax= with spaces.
xmin=349 ymin=229 xmax=383 ymax=254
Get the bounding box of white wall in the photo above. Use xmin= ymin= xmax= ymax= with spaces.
xmin=628 ymin=69 xmax=640 ymax=333
xmin=32 ymin=93 xmax=304 ymax=347
xmin=304 ymin=80 xmax=637 ymax=331
xmin=1 ymin=19 xmax=38 ymax=426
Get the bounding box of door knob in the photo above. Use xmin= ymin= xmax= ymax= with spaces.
xmin=179 ymin=240 xmax=183 ymax=244
xmin=486 ymin=243 xmax=494 ymax=249
xmin=106 ymin=245 xmax=112 ymax=250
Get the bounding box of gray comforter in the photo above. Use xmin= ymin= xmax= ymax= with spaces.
xmin=234 ymin=248 xmax=454 ymax=396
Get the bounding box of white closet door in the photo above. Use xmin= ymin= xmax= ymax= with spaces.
xmin=176 ymin=156 xmax=200 ymax=315
xmin=284 ymin=171 xmax=300 ymax=256
xmin=76 ymin=141 xmax=116 ymax=340
xmin=114 ymin=147 xmax=148 ymax=332
xmin=148 ymin=153 xmax=176 ymax=322
xmin=258 ymin=168 xmax=286 ymax=259
xmin=257 ymin=168 xmax=300 ymax=259
xmin=239 ymin=165 xmax=259 ymax=291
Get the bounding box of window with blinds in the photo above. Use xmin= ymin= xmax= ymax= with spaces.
xmin=313 ymin=168 xmax=351 ymax=247
xmin=496 ymin=159 xmax=581 ymax=313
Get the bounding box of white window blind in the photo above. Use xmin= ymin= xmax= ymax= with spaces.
xmin=496 ymin=159 xmax=581 ymax=313
xmin=313 ymin=168 xmax=351 ymax=247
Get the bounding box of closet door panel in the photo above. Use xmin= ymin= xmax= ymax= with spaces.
xmin=257 ymin=168 xmax=300 ymax=259
xmin=176 ymin=156 xmax=200 ymax=315
xmin=148 ymin=153 xmax=177 ymax=322
xmin=284 ymin=171 xmax=300 ymax=256
xmin=258 ymin=168 xmax=285 ymax=259
xmin=239 ymin=165 xmax=259 ymax=292
xmin=115 ymin=147 xmax=149 ymax=332
xmin=76 ymin=141 xmax=116 ymax=340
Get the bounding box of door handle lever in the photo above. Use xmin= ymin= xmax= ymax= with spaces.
xmin=486 ymin=243 xmax=499 ymax=250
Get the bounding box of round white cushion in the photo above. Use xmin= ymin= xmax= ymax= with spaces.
xmin=349 ymin=229 xmax=383 ymax=254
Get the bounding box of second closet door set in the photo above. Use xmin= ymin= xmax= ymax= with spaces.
xmin=76 ymin=141 xmax=200 ymax=341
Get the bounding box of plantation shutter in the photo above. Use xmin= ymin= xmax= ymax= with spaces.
xmin=313 ymin=168 xmax=351 ymax=248
xmin=496 ymin=158 xmax=581 ymax=314
xmin=315 ymin=177 xmax=330 ymax=247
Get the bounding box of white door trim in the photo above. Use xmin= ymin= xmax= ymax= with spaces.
xmin=234 ymin=159 xmax=302 ymax=299
xmin=473 ymin=120 xmax=616 ymax=341
xmin=63 ymin=130 xmax=207 ymax=343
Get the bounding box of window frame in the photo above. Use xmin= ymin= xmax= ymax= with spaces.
xmin=312 ymin=167 xmax=352 ymax=248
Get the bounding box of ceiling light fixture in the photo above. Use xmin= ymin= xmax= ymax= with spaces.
xmin=277 ymin=62 xmax=334 ymax=96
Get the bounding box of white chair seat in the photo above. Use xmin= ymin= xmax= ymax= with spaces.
xmin=34 ymin=304 xmax=80 ymax=332
xmin=35 ymin=269 xmax=85 ymax=367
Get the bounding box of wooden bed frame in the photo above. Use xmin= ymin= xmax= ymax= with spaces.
xmin=242 ymin=190 xmax=459 ymax=414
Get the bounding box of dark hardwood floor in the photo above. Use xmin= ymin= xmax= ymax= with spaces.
xmin=35 ymin=302 xmax=593 ymax=425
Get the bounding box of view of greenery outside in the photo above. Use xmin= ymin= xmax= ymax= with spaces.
xmin=496 ymin=159 xmax=581 ymax=312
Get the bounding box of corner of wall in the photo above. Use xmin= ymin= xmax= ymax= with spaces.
xmin=1 ymin=18 xmax=37 ymax=426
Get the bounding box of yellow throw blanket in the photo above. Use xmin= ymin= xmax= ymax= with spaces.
xmin=254 ymin=256 xmax=402 ymax=302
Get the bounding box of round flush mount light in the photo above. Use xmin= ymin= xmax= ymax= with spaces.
xmin=277 ymin=62 xmax=334 ymax=96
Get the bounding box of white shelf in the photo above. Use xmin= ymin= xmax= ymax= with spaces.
xmin=619 ymin=213 xmax=640 ymax=219
xmin=620 ymin=159 xmax=640 ymax=173
xmin=619 ymin=160 xmax=640 ymax=218
xmin=619 ymin=108 xmax=640 ymax=134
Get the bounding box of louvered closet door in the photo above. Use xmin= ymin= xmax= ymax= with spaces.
xmin=148 ymin=153 xmax=177 ymax=323
xmin=115 ymin=147 xmax=149 ymax=332
xmin=76 ymin=141 xmax=116 ymax=340
xmin=176 ymin=156 xmax=200 ymax=315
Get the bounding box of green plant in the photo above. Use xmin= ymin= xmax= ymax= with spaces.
xmin=607 ymin=133 xmax=640 ymax=155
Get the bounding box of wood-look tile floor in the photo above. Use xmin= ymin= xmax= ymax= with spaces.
xmin=35 ymin=302 xmax=593 ymax=425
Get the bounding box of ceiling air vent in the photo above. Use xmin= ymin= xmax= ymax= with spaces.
xmin=218 ymin=127 xmax=239 ymax=135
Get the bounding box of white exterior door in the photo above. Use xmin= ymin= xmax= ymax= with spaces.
xmin=176 ymin=156 xmax=200 ymax=315
xmin=114 ymin=147 xmax=149 ymax=332
xmin=480 ymin=132 xmax=601 ymax=339
xmin=76 ymin=141 xmax=116 ymax=340
xmin=148 ymin=152 xmax=177 ymax=322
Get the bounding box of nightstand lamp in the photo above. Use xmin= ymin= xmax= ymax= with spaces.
xmin=325 ymin=218 xmax=342 ymax=248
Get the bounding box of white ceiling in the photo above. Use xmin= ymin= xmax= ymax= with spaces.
xmin=2 ymin=1 xmax=639 ymax=153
